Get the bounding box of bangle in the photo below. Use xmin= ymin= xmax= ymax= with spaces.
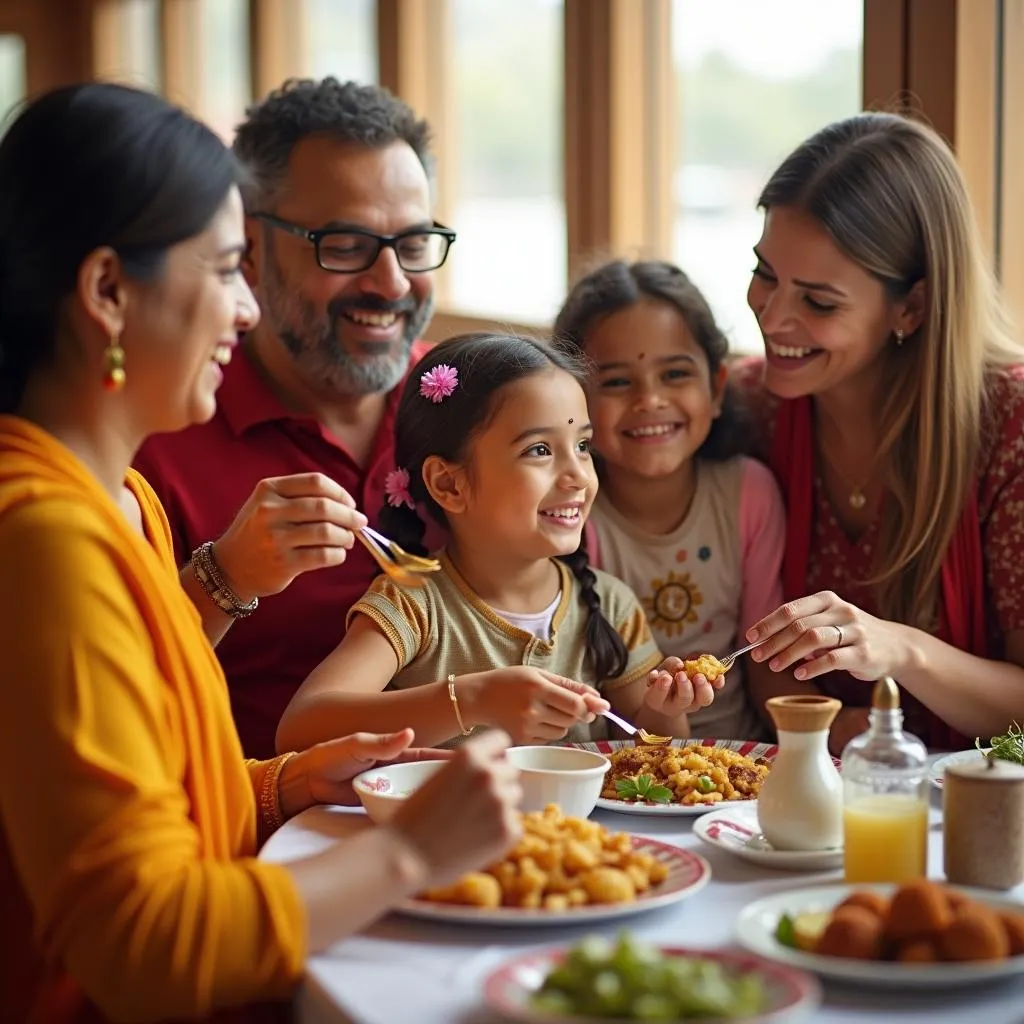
xmin=447 ymin=675 xmax=471 ymax=736
xmin=259 ymin=751 xmax=297 ymax=838
xmin=190 ymin=541 xmax=258 ymax=619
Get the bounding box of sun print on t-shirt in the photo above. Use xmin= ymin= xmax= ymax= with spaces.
xmin=643 ymin=570 xmax=703 ymax=637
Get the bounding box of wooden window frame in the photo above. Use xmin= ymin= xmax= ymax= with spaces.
xmin=76 ymin=1 xmax=1012 ymax=337
xmin=999 ymin=0 xmax=1024 ymax=327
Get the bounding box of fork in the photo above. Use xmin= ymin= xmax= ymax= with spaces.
xmin=355 ymin=526 xmax=441 ymax=587
xmin=717 ymin=637 xmax=769 ymax=673
xmin=600 ymin=708 xmax=672 ymax=745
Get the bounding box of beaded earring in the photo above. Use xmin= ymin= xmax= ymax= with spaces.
xmin=103 ymin=334 xmax=126 ymax=391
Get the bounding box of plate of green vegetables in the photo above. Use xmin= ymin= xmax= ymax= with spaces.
xmin=930 ymin=721 xmax=1024 ymax=788
xmin=484 ymin=933 xmax=820 ymax=1023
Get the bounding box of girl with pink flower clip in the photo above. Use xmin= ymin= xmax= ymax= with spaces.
xmin=278 ymin=333 xmax=718 ymax=753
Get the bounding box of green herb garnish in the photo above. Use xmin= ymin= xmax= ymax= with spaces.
xmin=775 ymin=913 xmax=798 ymax=949
xmin=977 ymin=721 xmax=1024 ymax=766
xmin=615 ymin=774 xmax=674 ymax=804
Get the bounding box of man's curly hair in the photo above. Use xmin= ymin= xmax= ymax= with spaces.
xmin=232 ymin=77 xmax=433 ymax=209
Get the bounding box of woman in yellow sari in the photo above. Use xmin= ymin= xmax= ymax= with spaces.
xmin=0 ymin=83 xmax=522 ymax=1024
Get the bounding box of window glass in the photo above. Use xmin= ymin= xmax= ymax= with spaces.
xmin=446 ymin=0 xmax=565 ymax=323
xmin=303 ymin=0 xmax=378 ymax=83
xmin=672 ymin=0 xmax=863 ymax=353
xmin=114 ymin=0 xmax=161 ymax=90
xmin=0 ymin=34 xmax=26 ymax=134
xmin=200 ymin=0 xmax=251 ymax=143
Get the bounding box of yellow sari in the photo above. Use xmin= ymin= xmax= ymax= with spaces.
xmin=0 ymin=416 xmax=305 ymax=1023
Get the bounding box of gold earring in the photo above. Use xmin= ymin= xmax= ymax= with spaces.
xmin=894 ymin=328 xmax=905 ymax=347
xmin=103 ymin=335 xmax=126 ymax=391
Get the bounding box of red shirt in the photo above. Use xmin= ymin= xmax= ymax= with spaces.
xmin=135 ymin=340 xmax=432 ymax=759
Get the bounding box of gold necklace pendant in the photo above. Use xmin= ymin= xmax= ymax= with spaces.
xmin=849 ymin=488 xmax=867 ymax=510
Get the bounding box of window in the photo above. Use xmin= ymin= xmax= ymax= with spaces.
xmin=113 ymin=0 xmax=161 ymax=90
xmin=200 ymin=0 xmax=251 ymax=143
xmin=303 ymin=0 xmax=377 ymax=83
xmin=0 ymin=34 xmax=25 ymax=132
xmin=671 ymin=0 xmax=863 ymax=354
xmin=445 ymin=0 xmax=565 ymax=323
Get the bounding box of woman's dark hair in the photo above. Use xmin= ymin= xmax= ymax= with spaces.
xmin=553 ymin=259 xmax=750 ymax=460
xmin=379 ymin=332 xmax=629 ymax=683
xmin=0 ymin=82 xmax=243 ymax=412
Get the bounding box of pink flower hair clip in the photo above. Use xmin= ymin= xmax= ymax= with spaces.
xmin=384 ymin=467 xmax=414 ymax=510
xmin=419 ymin=363 xmax=459 ymax=403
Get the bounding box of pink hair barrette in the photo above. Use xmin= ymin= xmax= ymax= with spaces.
xmin=419 ymin=363 xmax=459 ymax=403
xmin=384 ymin=467 xmax=414 ymax=510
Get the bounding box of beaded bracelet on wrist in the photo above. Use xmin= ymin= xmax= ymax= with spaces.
xmin=190 ymin=541 xmax=258 ymax=619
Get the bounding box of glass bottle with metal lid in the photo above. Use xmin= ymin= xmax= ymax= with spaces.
xmin=840 ymin=676 xmax=930 ymax=883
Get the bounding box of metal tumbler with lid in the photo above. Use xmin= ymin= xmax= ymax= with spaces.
xmin=943 ymin=755 xmax=1024 ymax=890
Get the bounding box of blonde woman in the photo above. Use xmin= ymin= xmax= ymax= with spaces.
xmin=735 ymin=112 xmax=1024 ymax=754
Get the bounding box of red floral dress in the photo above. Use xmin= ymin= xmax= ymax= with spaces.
xmin=733 ymin=358 xmax=1024 ymax=741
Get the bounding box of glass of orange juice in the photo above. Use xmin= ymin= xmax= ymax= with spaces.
xmin=843 ymin=794 xmax=928 ymax=882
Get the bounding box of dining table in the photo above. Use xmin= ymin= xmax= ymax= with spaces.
xmin=260 ymin=779 xmax=1024 ymax=1024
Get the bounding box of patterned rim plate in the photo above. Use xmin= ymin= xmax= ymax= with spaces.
xmin=484 ymin=944 xmax=821 ymax=1024
xmin=692 ymin=801 xmax=843 ymax=872
xmin=395 ymin=837 xmax=710 ymax=927
xmin=930 ymin=748 xmax=990 ymax=788
xmin=572 ymin=738 xmax=778 ymax=817
xmin=736 ymin=883 xmax=1024 ymax=989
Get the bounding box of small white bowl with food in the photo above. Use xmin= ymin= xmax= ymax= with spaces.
xmin=506 ymin=745 xmax=610 ymax=818
xmin=352 ymin=760 xmax=447 ymax=824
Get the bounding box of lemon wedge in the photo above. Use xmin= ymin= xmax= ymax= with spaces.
xmin=792 ymin=911 xmax=831 ymax=952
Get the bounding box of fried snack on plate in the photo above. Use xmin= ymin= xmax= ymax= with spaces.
xmin=777 ymin=881 xmax=1024 ymax=965
xmin=602 ymin=743 xmax=770 ymax=806
xmin=419 ymin=804 xmax=667 ymax=910
xmin=883 ymin=881 xmax=953 ymax=943
xmin=816 ymin=906 xmax=884 ymax=960
xmin=836 ymin=890 xmax=889 ymax=920
xmin=1001 ymin=912 xmax=1024 ymax=956
xmin=940 ymin=907 xmax=1011 ymax=962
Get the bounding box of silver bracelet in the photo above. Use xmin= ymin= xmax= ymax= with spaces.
xmin=190 ymin=541 xmax=258 ymax=619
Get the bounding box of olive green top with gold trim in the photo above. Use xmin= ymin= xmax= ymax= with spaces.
xmin=347 ymin=551 xmax=663 ymax=744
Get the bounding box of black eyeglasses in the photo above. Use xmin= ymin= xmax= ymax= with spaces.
xmin=253 ymin=212 xmax=456 ymax=273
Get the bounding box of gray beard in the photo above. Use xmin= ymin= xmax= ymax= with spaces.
xmin=261 ymin=255 xmax=434 ymax=397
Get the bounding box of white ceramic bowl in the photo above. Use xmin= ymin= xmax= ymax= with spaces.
xmin=505 ymin=745 xmax=610 ymax=818
xmin=352 ymin=759 xmax=447 ymax=824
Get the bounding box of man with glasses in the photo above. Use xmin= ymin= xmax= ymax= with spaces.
xmin=136 ymin=79 xmax=452 ymax=758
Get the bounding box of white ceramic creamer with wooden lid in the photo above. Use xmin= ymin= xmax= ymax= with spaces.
xmin=757 ymin=695 xmax=843 ymax=851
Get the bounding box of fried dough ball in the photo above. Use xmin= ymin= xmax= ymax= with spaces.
xmin=884 ymin=881 xmax=954 ymax=944
xmin=895 ymin=938 xmax=940 ymax=963
xmin=816 ymin=906 xmax=884 ymax=960
xmin=836 ymin=890 xmax=890 ymax=920
xmin=939 ymin=907 xmax=1011 ymax=962
xmin=999 ymin=913 xmax=1024 ymax=956
xmin=579 ymin=867 xmax=636 ymax=904
xmin=945 ymin=890 xmax=972 ymax=913
xmin=422 ymin=872 xmax=502 ymax=908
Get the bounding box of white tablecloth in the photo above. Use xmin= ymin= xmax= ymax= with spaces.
xmin=260 ymin=797 xmax=1024 ymax=1024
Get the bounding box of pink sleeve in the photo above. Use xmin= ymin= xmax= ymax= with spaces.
xmin=738 ymin=457 xmax=786 ymax=635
